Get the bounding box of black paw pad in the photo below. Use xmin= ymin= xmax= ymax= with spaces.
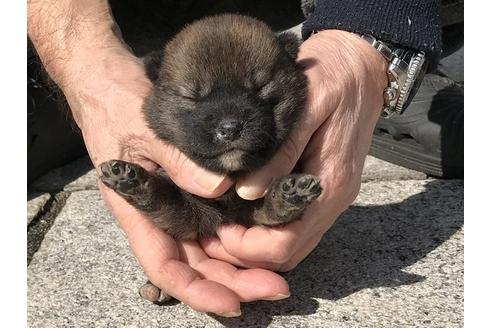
xmin=279 ymin=174 xmax=322 ymax=206
xmin=98 ymin=160 xmax=147 ymax=193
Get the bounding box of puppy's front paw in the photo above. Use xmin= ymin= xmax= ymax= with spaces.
xmin=278 ymin=174 xmax=322 ymax=207
xmin=99 ymin=160 xmax=148 ymax=194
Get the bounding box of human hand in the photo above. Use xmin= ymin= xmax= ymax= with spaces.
xmin=201 ymin=30 xmax=388 ymax=272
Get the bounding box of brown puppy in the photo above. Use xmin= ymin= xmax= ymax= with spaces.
xmin=98 ymin=14 xmax=322 ymax=304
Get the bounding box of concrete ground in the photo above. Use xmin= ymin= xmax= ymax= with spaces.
xmin=27 ymin=155 xmax=463 ymax=328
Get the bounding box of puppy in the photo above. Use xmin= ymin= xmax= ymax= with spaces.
xmin=98 ymin=14 xmax=322 ymax=304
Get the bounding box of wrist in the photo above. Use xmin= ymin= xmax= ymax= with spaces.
xmin=314 ymin=30 xmax=388 ymax=91
xmin=300 ymin=29 xmax=389 ymax=118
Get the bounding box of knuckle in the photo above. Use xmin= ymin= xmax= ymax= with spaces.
xmin=119 ymin=133 xmax=149 ymax=162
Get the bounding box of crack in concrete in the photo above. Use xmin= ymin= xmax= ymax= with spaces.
xmin=27 ymin=192 xmax=70 ymax=266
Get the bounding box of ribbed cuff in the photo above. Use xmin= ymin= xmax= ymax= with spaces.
xmin=302 ymin=0 xmax=442 ymax=67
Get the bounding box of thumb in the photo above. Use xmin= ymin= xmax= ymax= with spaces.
xmin=235 ymin=116 xmax=318 ymax=200
xmin=149 ymin=139 xmax=233 ymax=198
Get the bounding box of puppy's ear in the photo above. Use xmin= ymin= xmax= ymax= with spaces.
xmin=276 ymin=32 xmax=302 ymax=60
xmin=143 ymin=50 xmax=164 ymax=83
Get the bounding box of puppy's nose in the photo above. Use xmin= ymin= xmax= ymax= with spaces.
xmin=216 ymin=119 xmax=243 ymax=141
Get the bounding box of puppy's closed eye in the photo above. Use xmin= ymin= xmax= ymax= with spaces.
xmin=172 ymin=83 xmax=212 ymax=101
xmin=257 ymin=80 xmax=279 ymax=100
xmin=253 ymin=70 xmax=273 ymax=89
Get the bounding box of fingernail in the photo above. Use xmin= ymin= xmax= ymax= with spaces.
xmin=236 ymin=182 xmax=270 ymax=200
xmin=218 ymin=310 xmax=242 ymax=317
xmin=264 ymin=293 xmax=291 ymax=301
xmin=193 ymin=169 xmax=228 ymax=193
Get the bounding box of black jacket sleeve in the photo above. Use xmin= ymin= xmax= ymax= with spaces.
xmin=302 ymin=0 xmax=442 ymax=64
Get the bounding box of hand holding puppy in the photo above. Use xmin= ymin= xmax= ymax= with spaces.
xmin=202 ymin=30 xmax=388 ymax=272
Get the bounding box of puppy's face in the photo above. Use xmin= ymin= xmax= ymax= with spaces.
xmin=145 ymin=14 xmax=307 ymax=174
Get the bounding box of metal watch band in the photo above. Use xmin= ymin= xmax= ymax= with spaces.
xmin=359 ymin=34 xmax=426 ymax=118
xmin=360 ymin=34 xmax=394 ymax=62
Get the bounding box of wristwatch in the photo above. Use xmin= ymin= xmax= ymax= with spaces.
xmin=359 ymin=34 xmax=428 ymax=118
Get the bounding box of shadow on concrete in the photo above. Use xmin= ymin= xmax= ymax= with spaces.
xmin=29 ymin=156 xmax=95 ymax=193
xmin=212 ymin=179 xmax=463 ymax=327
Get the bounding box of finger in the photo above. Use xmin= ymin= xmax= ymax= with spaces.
xmin=203 ymin=218 xmax=327 ymax=273
xmin=148 ymin=138 xmax=233 ymax=198
xmin=99 ymin=184 xmax=241 ymax=316
xmin=179 ymin=241 xmax=290 ymax=301
xmin=200 ymin=237 xmax=281 ymax=271
xmin=212 ymin=223 xmax=306 ymax=264
xmin=147 ymin=259 xmax=241 ymax=316
xmin=201 ymin=212 xmax=324 ymax=273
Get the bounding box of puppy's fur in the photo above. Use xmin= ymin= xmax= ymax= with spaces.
xmin=144 ymin=14 xmax=306 ymax=174
xmin=98 ymin=14 xmax=322 ymax=304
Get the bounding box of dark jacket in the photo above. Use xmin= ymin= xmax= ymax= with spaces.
xmin=301 ymin=0 xmax=445 ymax=65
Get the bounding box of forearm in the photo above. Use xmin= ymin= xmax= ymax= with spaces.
xmin=27 ymin=0 xmax=152 ymax=134
xmin=27 ymin=0 xmax=123 ymax=87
